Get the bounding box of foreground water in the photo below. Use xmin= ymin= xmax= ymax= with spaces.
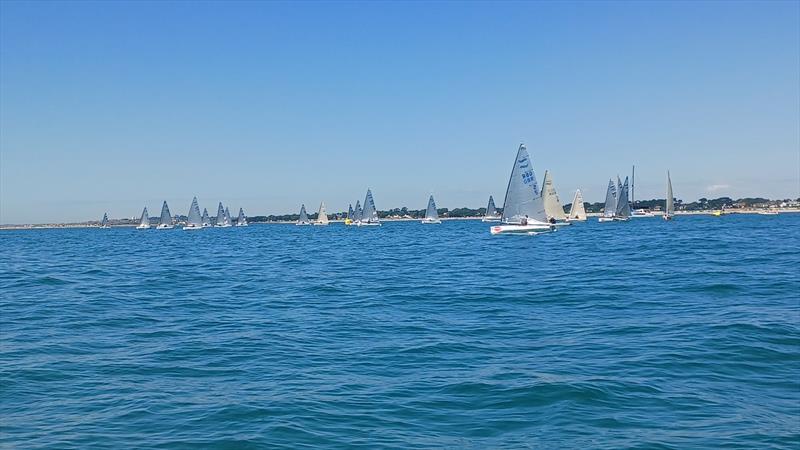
xmin=1 ymin=215 xmax=799 ymax=448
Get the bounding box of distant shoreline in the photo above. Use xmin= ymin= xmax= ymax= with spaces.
xmin=2 ymin=209 xmax=798 ymax=230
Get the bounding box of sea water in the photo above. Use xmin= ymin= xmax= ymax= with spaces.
xmin=1 ymin=215 xmax=798 ymax=448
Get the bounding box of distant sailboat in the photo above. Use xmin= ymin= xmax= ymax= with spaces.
xmin=214 ymin=203 xmax=230 ymax=227
xmin=296 ymin=204 xmax=311 ymax=226
xmin=224 ymin=207 xmax=232 ymax=227
xmin=314 ymin=202 xmax=329 ymax=226
xmin=100 ymin=213 xmax=110 ymax=229
xmin=236 ymin=208 xmax=248 ymax=227
xmin=183 ymin=197 xmax=203 ymax=230
xmin=598 ymin=179 xmax=618 ymax=223
xmin=615 ymin=176 xmax=632 ymax=220
xmin=201 ymin=208 xmax=211 ymax=227
xmin=345 ymin=204 xmax=354 ymax=225
xmin=490 ymin=144 xmax=553 ymax=235
xmin=482 ymin=195 xmax=501 ymax=222
xmin=357 ymin=189 xmax=381 ymax=226
xmin=421 ymin=195 xmax=441 ymax=224
xmin=136 ymin=207 xmax=150 ymax=229
xmin=664 ymin=171 xmax=674 ymax=221
xmin=541 ymin=170 xmax=567 ymax=222
xmin=353 ymin=200 xmax=363 ymax=224
xmin=567 ymin=189 xmax=587 ymax=222
xmin=157 ymin=201 xmax=173 ymax=229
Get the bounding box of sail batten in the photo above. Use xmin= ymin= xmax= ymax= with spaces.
xmin=500 ymin=144 xmax=547 ymax=224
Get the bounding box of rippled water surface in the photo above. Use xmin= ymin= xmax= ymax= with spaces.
xmin=2 ymin=215 xmax=799 ymax=448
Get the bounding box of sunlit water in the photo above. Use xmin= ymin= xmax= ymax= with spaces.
xmin=2 ymin=215 xmax=799 ymax=448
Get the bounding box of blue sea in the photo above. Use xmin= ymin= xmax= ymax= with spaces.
xmin=1 ymin=215 xmax=799 ymax=449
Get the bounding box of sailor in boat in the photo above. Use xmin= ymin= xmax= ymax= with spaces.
xmin=549 ymin=217 xmax=556 ymax=224
xmin=521 ymin=216 xmax=528 ymax=226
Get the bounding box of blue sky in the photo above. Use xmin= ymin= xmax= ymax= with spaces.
xmin=1 ymin=1 xmax=798 ymax=223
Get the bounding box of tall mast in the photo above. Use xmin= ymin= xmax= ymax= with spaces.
xmin=631 ymin=165 xmax=635 ymax=204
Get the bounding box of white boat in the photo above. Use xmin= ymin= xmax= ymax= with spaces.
xmin=482 ymin=195 xmax=501 ymax=222
xmin=314 ymin=202 xmax=329 ymax=226
xmin=236 ymin=208 xmax=248 ymax=227
xmin=632 ymin=209 xmax=655 ymax=218
xmin=663 ymin=171 xmax=674 ymax=221
xmin=224 ymin=207 xmax=232 ymax=227
xmin=100 ymin=213 xmax=110 ymax=229
xmin=566 ymin=189 xmax=587 ymax=222
xmin=356 ymin=189 xmax=381 ymax=226
xmin=296 ymin=204 xmax=311 ymax=226
xmin=490 ymin=144 xmax=554 ymax=235
xmin=182 ymin=197 xmax=203 ymax=230
xmin=201 ymin=208 xmax=212 ymax=227
xmin=349 ymin=200 xmax=362 ymax=226
xmin=599 ymin=179 xmax=617 ymax=222
xmin=421 ymin=195 xmax=441 ymax=224
xmin=136 ymin=207 xmax=150 ymax=229
xmin=156 ymin=201 xmax=173 ymax=229
xmin=541 ymin=170 xmax=567 ymax=222
xmin=214 ymin=203 xmax=231 ymax=227
xmin=758 ymin=210 xmax=779 ymax=215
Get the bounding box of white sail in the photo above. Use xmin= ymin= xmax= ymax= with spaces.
xmin=603 ymin=179 xmax=617 ymax=218
xmin=486 ymin=195 xmax=499 ymax=218
xmin=237 ymin=208 xmax=248 ymax=226
xmin=159 ymin=201 xmax=172 ymax=226
xmin=297 ymin=204 xmax=310 ymax=225
xmin=224 ymin=207 xmax=232 ymax=226
xmin=101 ymin=213 xmax=109 ymax=227
xmin=568 ymin=189 xmax=587 ymax=221
xmin=201 ymin=208 xmax=211 ymax=227
xmin=353 ymin=201 xmax=362 ymax=222
xmin=616 ymin=176 xmax=632 ymax=218
xmin=216 ymin=203 xmax=225 ymax=226
xmin=425 ymin=195 xmax=439 ymax=220
xmin=500 ymin=144 xmax=547 ymax=224
xmin=186 ymin=197 xmax=202 ymax=226
xmin=360 ymin=189 xmax=379 ymax=224
xmin=541 ymin=170 xmax=567 ymax=221
xmin=316 ymin=202 xmax=329 ymax=225
xmin=138 ymin=207 xmax=150 ymax=228
xmin=665 ymin=171 xmax=674 ymax=217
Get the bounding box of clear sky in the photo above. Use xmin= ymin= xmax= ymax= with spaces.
xmin=1 ymin=1 xmax=798 ymax=224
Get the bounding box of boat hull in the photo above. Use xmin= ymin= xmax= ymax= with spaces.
xmin=490 ymin=223 xmax=555 ymax=235
xmin=481 ymin=217 xmax=501 ymax=222
xmin=183 ymin=225 xmax=203 ymax=231
xmin=421 ymin=219 xmax=441 ymax=224
xmin=135 ymin=225 xmax=150 ymax=230
xmin=356 ymin=222 xmax=381 ymax=227
xmin=156 ymin=224 xmax=173 ymax=229
xmin=313 ymin=222 xmax=329 ymax=226
xmin=599 ymin=216 xmax=629 ymax=223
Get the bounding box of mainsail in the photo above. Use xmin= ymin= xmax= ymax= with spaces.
xmin=361 ymin=189 xmax=379 ymax=223
xmin=541 ymin=170 xmax=567 ymax=221
xmin=101 ymin=213 xmax=109 ymax=227
xmin=216 ymin=203 xmax=225 ymax=226
xmin=224 ymin=207 xmax=232 ymax=226
xmin=187 ymin=197 xmax=202 ymax=226
xmin=347 ymin=204 xmax=354 ymax=220
xmin=237 ymin=208 xmax=247 ymax=226
xmin=425 ymin=195 xmax=439 ymax=220
xmin=139 ymin=207 xmax=149 ymax=227
xmin=603 ymin=179 xmax=617 ymax=218
xmin=500 ymin=144 xmax=547 ymax=224
xmin=486 ymin=195 xmax=498 ymax=218
xmin=666 ymin=171 xmax=674 ymax=217
xmin=568 ymin=189 xmax=587 ymax=221
xmin=201 ymin=208 xmax=211 ymax=226
xmin=298 ymin=204 xmax=310 ymax=224
xmin=160 ymin=201 xmax=172 ymax=226
xmin=317 ymin=202 xmax=329 ymax=224
xmin=353 ymin=200 xmax=363 ymax=222
xmin=616 ymin=176 xmax=632 ymax=218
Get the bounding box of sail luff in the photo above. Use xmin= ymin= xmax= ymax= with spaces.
xmin=500 ymin=144 xmax=547 ymax=224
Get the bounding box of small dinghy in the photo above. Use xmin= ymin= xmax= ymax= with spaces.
xmin=664 ymin=171 xmax=675 ymax=221
xmin=482 ymin=195 xmax=501 ymax=222
xmin=421 ymin=195 xmax=441 ymax=224
xmin=201 ymin=208 xmax=212 ymax=228
xmin=567 ymin=189 xmax=587 ymax=222
xmin=236 ymin=208 xmax=248 ymax=227
xmin=156 ymin=201 xmax=173 ymax=229
xmin=356 ymin=189 xmax=381 ymax=226
xmin=490 ymin=144 xmax=554 ymax=235
xmin=100 ymin=213 xmax=110 ymax=229
xmin=314 ymin=202 xmax=329 ymax=226
xmin=183 ymin=197 xmax=203 ymax=230
xmin=136 ymin=207 xmax=150 ymax=230
xmin=296 ymin=204 xmax=312 ymax=226
xmin=215 ymin=203 xmax=231 ymax=227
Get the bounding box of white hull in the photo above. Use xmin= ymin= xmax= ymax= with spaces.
xmin=313 ymin=222 xmax=329 ymax=226
xmin=202 ymin=224 xmax=212 ymax=228
xmin=565 ymin=217 xmax=586 ymax=222
xmin=481 ymin=217 xmax=501 ymax=222
xmin=156 ymin=224 xmax=173 ymax=229
xmin=490 ymin=223 xmax=554 ymax=235
xmin=183 ymin=225 xmax=202 ymax=230
xmin=598 ymin=216 xmax=629 ymax=223
xmin=356 ymin=222 xmax=381 ymax=227
xmin=758 ymin=211 xmax=779 ymax=215
xmin=296 ymin=222 xmax=312 ymax=226
xmin=551 ymin=221 xmax=572 ymax=227
xmin=236 ymin=223 xmax=248 ymax=227
xmin=631 ymin=213 xmax=655 ymax=218
xmin=215 ymin=224 xmax=231 ymax=228
xmin=136 ymin=225 xmax=150 ymax=230
xmin=421 ymin=219 xmax=441 ymax=224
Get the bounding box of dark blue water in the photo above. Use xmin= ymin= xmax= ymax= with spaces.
xmin=2 ymin=215 xmax=799 ymax=448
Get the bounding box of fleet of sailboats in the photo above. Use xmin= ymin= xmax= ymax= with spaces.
xmin=421 ymin=195 xmax=441 ymax=224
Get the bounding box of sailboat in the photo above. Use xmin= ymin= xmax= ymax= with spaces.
xmin=567 ymin=189 xmax=587 ymax=222
xmin=541 ymin=170 xmax=568 ymax=223
xmin=664 ymin=171 xmax=674 ymax=221
xmin=352 ymin=200 xmax=363 ymax=225
xmin=183 ymin=197 xmax=203 ymax=230
xmin=100 ymin=213 xmax=110 ymax=229
xmin=236 ymin=208 xmax=248 ymax=227
xmin=615 ymin=176 xmax=632 ymax=221
xmin=421 ymin=195 xmax=441 ymax=224
xmin=201 ymin=208 xmax=212 ymax=227
xmin=482 ymin=195 xmax=501 ymax=222
xmin=598 ymin=179 xmax=618 ymax=223
xmin=136 ymin=207 xmax=150 ymax=229
xmin=224 ymin=207 xmax=232 ymax=227
xmin=490 ymin=144 xmax=554 ymax=235
xmin=296 ymin=204 xmax=311 ymax=226
xmin=357 ymin=189 xmax=381 ymax=226
xmin=156 ymin=201 xmax=173 ymax=229
xmin=345 ymin=204 xmax=354 ymax=225
xmin=215 ymin=203 xmax=230 ymax=227
xmin=314 ymin=202 xmax=329 ymax=226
